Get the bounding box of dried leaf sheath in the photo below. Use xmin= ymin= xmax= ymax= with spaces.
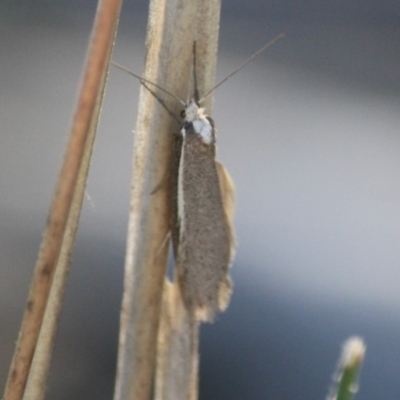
xmin=216 ymin=160 xmax=236 ymax=250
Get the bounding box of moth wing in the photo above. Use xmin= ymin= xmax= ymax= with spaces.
xmin=177 ymin=128 xmax=233 ymax=321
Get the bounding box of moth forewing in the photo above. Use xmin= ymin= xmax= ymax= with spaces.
xmin=176 ymin=101 xmax=235 ymax=321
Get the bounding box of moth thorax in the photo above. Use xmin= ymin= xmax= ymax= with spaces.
xmin=181 ymin=99 xmax=213 ymax=145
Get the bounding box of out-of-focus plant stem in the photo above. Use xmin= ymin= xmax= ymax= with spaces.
xmin=3 ymin=1 xmax=122 ymax=399
xmin=113 ymin=1 xmax=221 ymax=399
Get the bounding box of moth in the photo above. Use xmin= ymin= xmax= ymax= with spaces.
xmin=114 ymin=34 xmax=283 ymax=322
xmin=173 ymin=97 xmax=236 ymax=322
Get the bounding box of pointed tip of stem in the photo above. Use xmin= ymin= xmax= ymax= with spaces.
xmin=341 ymin=336 xmax=366 ymax=368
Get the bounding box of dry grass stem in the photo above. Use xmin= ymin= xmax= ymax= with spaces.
xmin=3 ymin=0 xmax=122 ymax=399
xmin=113 ymin=0 xmax=221 ymax=399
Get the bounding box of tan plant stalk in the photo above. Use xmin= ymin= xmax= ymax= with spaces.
xmin=3 ymin=1 xmax=122 ymax=399
xmin=113 ymin=0 xmax=221 ymax=399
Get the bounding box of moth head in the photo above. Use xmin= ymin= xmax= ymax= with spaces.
xmin=181 ymin=99 xmax=206 ymax=123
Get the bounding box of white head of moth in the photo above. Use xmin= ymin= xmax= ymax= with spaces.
xmin=181 ymin=99 xmax=213 ymax=144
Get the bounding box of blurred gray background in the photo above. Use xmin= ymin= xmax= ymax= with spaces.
xmin=1 ymin=0 xmax=400 ymax=399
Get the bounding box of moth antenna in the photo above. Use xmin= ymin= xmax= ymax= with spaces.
xmin=199 ymin=33 xmax=284 ymax=103
xmin=141 ymin=81 xmax=181 ymax=126
xmin=192 ymin=41 xmax=200 ymax=103
xmin=112 ymin=61 xmax=185 ymax=106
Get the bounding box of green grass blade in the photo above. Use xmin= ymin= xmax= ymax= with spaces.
xmin=328 ymin=336 xmax=366 ymax=400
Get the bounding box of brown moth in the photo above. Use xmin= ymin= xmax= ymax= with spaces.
xmin=174 ymin=99 xmax=236 ymax=322
xmin=173 ymin=35 xmax=283 ymax=320
xmin=113 ymin=34 xmax=282 ymax=322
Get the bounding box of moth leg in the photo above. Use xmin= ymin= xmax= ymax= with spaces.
xmin=150 ymin=169 xmax=171 ymax=194
xmin=155 ymin=230 xmax=171 ymax=257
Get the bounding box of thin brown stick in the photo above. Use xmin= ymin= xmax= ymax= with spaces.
xmin=3 ymin=1 xmax=122 ymax=399
xmin=23 ymin=20 xmax=119 ymax=398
